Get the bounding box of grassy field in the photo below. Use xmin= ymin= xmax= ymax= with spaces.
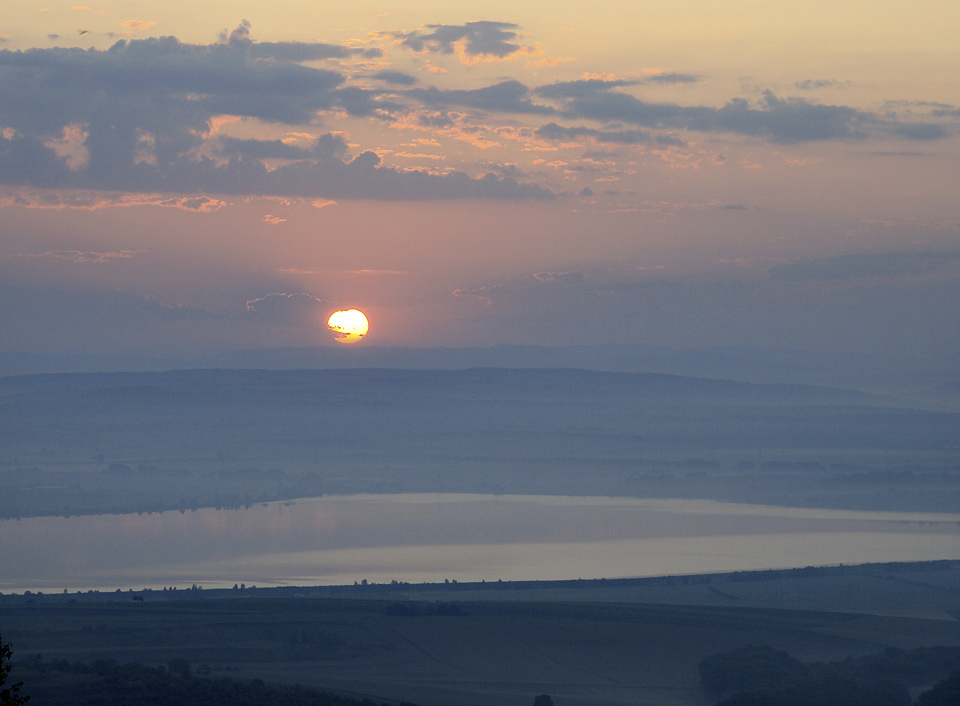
xmin=4 ymin=564 xmax=960 ymax=706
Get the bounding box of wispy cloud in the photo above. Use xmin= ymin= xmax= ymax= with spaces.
xmin=0 ymin=189 xmax=227 ymax=211
xmin=10 ymin=250 xmax=146 ymax=263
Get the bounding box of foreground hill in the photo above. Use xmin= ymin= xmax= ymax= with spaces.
xmin=4 ymin=571 xmax=960 ymax=706
xmin=0 ymin=368 xmax=957 ymax=517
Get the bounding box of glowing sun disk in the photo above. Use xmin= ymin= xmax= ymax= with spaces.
xmin=327 ymin=309 xmax=369 ymax=343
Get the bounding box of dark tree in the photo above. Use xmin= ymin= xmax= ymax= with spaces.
xmin=0 ymin=632 xmax=29 ymax=706
xmin=533 ymin=694 xmax=553 ymax=706
xmin=916 ymin=669 xmax=960 ymax=706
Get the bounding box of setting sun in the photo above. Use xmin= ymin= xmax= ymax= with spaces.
xmin=327 ymin=309 xmax=369 ymax=343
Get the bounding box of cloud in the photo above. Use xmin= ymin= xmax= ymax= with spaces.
xmin=0 ymin=189 xmax=226 ymax=211
xmin=559 ymin=88 xmax=872 ymax=143
xmin=156 ymin=195 xmax=226 ymax=211
xmin=535 ymin=122 xmax=684 ymax=146
xmin=886 ymin=123 xmax=949 ymax=141
xmin=534 ymin=82 xmax=949 ymax=144
xmin=448 ymin=268 xmax=960 ymax=357
xmin=249 ymin=42 xmax=381 ymax=62
xmin=931 ymin=107 xmax=960 ymax=118
xmin=0 ymin=26 xmax=554 ymax=201
xmin=12 ymin=250 xmax=145 ymax=263
xmin=215 ymin=133 xmax=349 ymax=161
xmin=407 ymin=80 xmax=555 ymax=114
xmin=244 ymin=292 xmax=330 ymax=327
xmin=478 ymin=161 xmax=526 ymax=178
xmin=535 ymin=78 xmax=640 ymax=100
xmin=122 ymin=20 xmax=157 ymax=33
xmin=370 ymin=69 xmax=418 ymax=85
xmin=534 ymin=271 xmax=584 ymax=284
xmin=794 ymin=79 xmax=849 ymax=90
xmin=0 ymin=26 xmax=349 ymax=140
xmin=867 ymin=151 xmax=932 ymax=157
xmin=0 ymin=284 xmax=219 ymax=352
xmin=646 ymin=72 xmax=700 ymax=84
xmin=390 ymin=21 xmax=530 ymax=61
xmin=767 ymin=251 xmax=960 ymax=281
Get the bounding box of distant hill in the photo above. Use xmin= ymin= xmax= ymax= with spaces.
xmin=1 ymin=368 xmax=957 ymax=517
xmin=3 ymin=342 xmax=957 ymax=393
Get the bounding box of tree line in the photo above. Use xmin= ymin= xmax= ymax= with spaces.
xmin=700 ymin=644 xmax=960 ymax=706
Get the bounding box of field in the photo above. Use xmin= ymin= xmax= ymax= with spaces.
xmin=4 ymin=562 xmax=960 ymax=706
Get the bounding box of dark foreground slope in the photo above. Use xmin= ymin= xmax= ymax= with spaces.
xmin=4 ymin=586 xmax=960 ymax=706
xmin=1 ymin=368 xmax=958 ymax=517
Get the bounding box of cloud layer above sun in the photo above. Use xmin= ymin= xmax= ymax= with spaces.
xmin=1 ymin=19 xmax=955 ymax=203
xmin=1 ymin=2 xmax=958 ymax=367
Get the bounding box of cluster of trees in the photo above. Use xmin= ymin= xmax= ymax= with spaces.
xmin=916 ymin=669 xmax=960 ymax=706
xmin=0 ymin=633 xmax=28 ymax=706
xmin=1 ymin=650 xmax=415 ymax=706
xmin=700 ymin=644 xmax=960 ymax=706
xmin=2 ymin=632 xmax=555 ymax=706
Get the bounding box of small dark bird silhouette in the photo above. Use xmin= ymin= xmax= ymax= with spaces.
xmin=77 ymin=29 xmax=89 ymax=35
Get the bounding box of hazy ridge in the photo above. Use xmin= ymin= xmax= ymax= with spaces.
xmin=1 ymin=368 xmax=957 ymax=518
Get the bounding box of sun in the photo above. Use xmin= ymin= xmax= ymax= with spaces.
xmin=327 ymin=309 xmax=369 ymax=343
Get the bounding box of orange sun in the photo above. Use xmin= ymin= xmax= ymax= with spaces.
xmin=327 ymin=309 xmax=369 ymax=343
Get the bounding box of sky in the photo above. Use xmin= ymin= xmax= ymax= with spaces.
xmin=1 ymin=0 xmax=959 ymax=367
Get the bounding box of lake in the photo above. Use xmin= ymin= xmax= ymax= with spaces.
xmin=2 ymin=493 xmax=959 ymax=593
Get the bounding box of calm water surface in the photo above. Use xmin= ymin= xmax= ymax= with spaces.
xmin=2 ymin=494 xmax=959 ymax=592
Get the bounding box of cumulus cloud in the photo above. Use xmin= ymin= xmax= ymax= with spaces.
xmin=1 ymin=18 xmax=949 ymax=206
xmin=407 ymin=80 xmax=555 ymax=114
xmin=536 ymin=78 xmax=640 ymax=99
xmin=534 ymin=82 xmax=948 ymax=144
xmin=0 ymin=25 xmax=554 ymax=200
xmin=215 ymin=133 xmax=350 ymax=161
xmin=370 ymin=69 xmax=418 ymax=85
xmin=0 ymin=25 xmax=352 ymax=191
xmin=560 ymin=88 xmax=871 ymax=143
xmin=390 ymin=21 xmax=531 ymax=61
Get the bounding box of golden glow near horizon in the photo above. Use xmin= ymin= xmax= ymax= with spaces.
xmin=327 ymin=309 xmax=369 ymax=344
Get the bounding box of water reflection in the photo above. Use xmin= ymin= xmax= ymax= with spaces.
xmin=1 ymin=494 xmax=959 ymax=592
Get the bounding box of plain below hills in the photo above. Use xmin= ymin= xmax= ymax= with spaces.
xmin=4 ymin=562 xmax=960 ymax=706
